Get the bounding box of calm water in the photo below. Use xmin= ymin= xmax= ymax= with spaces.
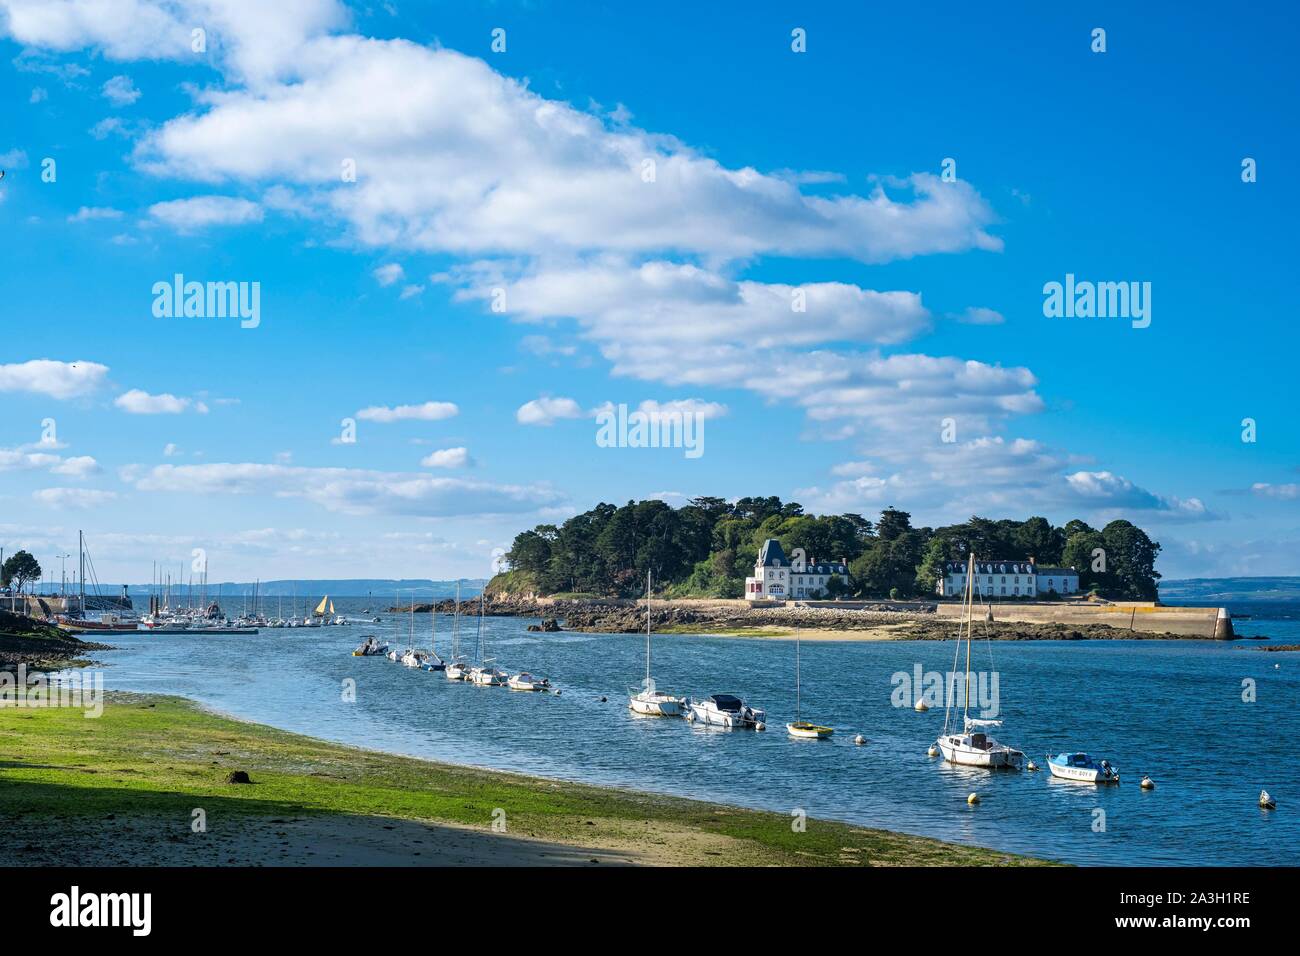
xmin=85 ymin=598 xmax=1297 ymax=866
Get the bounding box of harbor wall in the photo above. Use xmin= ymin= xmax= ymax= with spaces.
xmin=932 ymin=601 xmax=1222 ymax=637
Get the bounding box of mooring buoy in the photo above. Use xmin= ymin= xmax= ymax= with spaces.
xmin=1140 ymin=776 xmax=1155 ymax=790
xmin=967 ymin=792 xmax=980 ymax=805
xmin=927 ymin=745 xmax=939 ymax=757
xmin=914 ymin=699 xmax=929 ymax=712
xmin=1260 ymin=790 xmax=1276 ymax=809
xmin=853 ymin=734 xmax=866 ymax=745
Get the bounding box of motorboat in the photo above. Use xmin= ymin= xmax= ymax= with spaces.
xmin=689 ymin=694 xmax=765 ymax=729
xmin=401 ymin=648 xmax=428 ymax=668
xmin=351 ymin=636 xmax=389 ymax=657
xmin=507 ymin=672 xmax=551 ymax=691
xmin=445 ymin=661 xmax=472 ymax=681
xmin=627 ymin=571 xmax=687 ymax=717
xmin=1048 ymin=752 xmax=1120 ymax=784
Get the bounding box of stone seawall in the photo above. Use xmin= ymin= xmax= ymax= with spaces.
xmin=934 ymin=601 xmax=1223 ymax=638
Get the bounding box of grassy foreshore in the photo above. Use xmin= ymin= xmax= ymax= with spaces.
xmin=0 ymin=692 xmax=1051 ymax=867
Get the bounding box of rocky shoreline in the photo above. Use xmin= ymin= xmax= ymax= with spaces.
xmin=389 ymin=596 xmax=1198 ymax=641
xmin=0 ymin=610 xmax=112 ymax=669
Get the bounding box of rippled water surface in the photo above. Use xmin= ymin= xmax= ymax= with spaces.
xmin=91 ymin=598 xmax=1298 ymax=865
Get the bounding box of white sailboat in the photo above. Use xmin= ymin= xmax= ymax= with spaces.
xmin=400 ymin=599 xmax=427 ymax=668
xmin=936 ymin=553 xmax=1025 ymax=769
xmin=786 ymin=629 xmax=832 ymax=739
xmin=628 ymin=571 xmax=686 ymax=717
xmin=445 ymin=581 xmax=472 ymax=681
xmin=424 ymin=595 xmax=446 ymax=672
xmin=469 ymin=593 xmax=508 ymax=686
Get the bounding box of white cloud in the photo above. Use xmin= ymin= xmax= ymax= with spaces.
xmin=114 ymin=388 xmax=208 ymax=414
xmin=0 ymin=359 xmax=108 ymax=398
xmin=148 ymin=195 xmax=263 ymax=230
xmin=89 ymin=116 xmax=127 ymax=139
xmin=1250 ymin=482 xmax=1299 ymax=500
xmin=355 ymin=401 xmax=458 ymax=423
xmin=67 ymin=205 xmax=123 ymax=222
xmin=163 ymin=442 xmax=180 ymax=457
xmin=33 ymin=487 xmax=119 ymax=509
xmin=119 ymin=461 xmax=561 ymax=517
xmin=420 ymin=446 xmax=471 ymax=468
xmin=398 ymin=283 xmax=423 ymax=300
xmin=29 ymin=86 xmax=47 ymax=103
xmin=0 ymin=148 xmax=29 ymax=167
xmin=372 ymin=263 xmax=404 ymax=286
xmin=101 ymin=73 xmax=140 ymax=105
xmin=953 ymin=306 xmax=1005 ymax=325
xmin=50 ymin=455 xmax=101 ymax=477
xmin=516 ymin=396 xmax=585 ymax=426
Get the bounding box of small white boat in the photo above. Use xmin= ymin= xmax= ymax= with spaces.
xmin=507 ymin=672 xmax=551 ymax=691
xmin=401 ymin=649 xmax=428 ymax=668
xmin=385 ymin=648 xmax=401 ymax=662
xmin=628 ymin=571 xmax=687 ymax=717
xmin=690 ymin=694 xmax=765 ymax=729
xmin=445 ymin=661 xmax=472 ymax=681
xmin=630 ymin=690 xmax=687 ymax=717
xmin=938 ymin=721 xmax=1025 ymax=768
xmin=1048 ymin=752 xmax=1120 ymax=784
xmin=470 ymin=665 xmax=508 ymax=686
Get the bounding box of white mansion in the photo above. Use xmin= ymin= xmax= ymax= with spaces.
xmin=936 ymin=559 xmax=1080 ymax=599
xmin=745 ymin=538 xmax=849 ymax=601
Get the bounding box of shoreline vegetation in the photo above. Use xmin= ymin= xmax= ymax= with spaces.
xmin=494 ymin=498 xmax=1163 ymax=603
xmin=0 ymin=692 xmax=1050 ymax=867
xmin=390 ymin=595 xmax=1230 ymax=641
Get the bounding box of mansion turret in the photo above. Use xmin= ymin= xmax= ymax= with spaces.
xmin=745 ymin=538 xmax=849 ymax=601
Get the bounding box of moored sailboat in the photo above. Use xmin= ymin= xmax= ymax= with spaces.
xmin=935 ymin=553 xmax=1025 ymax=769
xmin=786 ymin=629 xmax=832 ymax=739
xmin=628 ymin=571 xmax=686 ymax=717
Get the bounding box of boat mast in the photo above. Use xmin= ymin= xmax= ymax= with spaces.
xmin=963 ymin=552 xmax=975 ymax=724
xmin=645 ymin=570 xmax=652 ymax=684
xmin=795 ymin=628 xmax=801 ymax=721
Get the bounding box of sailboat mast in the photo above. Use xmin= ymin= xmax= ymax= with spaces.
xmin=795 ymin=629 xmax=801 ymax=721
xmin=963 ymin=552 xmax=975 ymax=722
xmin=645 ymin=570 xmax=651 ymax=683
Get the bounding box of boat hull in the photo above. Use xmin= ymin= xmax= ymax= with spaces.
xmin=1048 ymin=760 xmax=1119 ymax=784
xmin=629 ymin=695 xmax=685 ymax=717
xmin=787 ymin=722 xmax=833 ymax=739
xmin=937 ymin=739 xmax=1024 ymax=769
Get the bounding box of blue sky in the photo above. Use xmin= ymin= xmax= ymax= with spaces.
xmin=1 ymin=0 xmax=1296 ymax=583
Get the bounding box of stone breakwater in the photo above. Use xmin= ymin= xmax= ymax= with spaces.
xmin=388 ymin=597 xmax=1196 ymax=641
xmin=0 ymin=611 xmax=112 ymax=669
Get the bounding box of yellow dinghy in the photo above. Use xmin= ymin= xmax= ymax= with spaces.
xmin=786 ymin=720 xmax=834 ymax=740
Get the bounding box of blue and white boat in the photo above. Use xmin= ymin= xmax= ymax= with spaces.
xmin=1048 ymin=752 xmax=1120 ymax=784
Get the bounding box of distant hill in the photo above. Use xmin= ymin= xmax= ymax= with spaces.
xmin=91 ymin=579 xmax=488 ymax=599
xmin=1159 ymin=577 xmax=1300 ymax=603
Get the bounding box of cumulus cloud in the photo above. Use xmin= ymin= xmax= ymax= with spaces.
xmin=119 ymin=461 xmax=561 ymax=517
xmin=0 ymin=359 xmax=108 ymax=398
xmin=952 ymin=306 xmax=1005 ymax=325
xmin=101 ymin=73 xmax=139 ymax=105
xmin=67 ymin=205 xmax=123 ymax=222
xmin=148 ymin=195 xmax=263 ymax=230
xmin=355 ymin=401 xmax=458 ymax=423
xmin=33 ymin=487 xmax=118 ymax=508
xmin=114 ymin=389 xmax=209 ymax=414
xmin=516 ymin=396 xmax=585 ymax=426
xmin=420 ymin=447 xmax=472 ymax=468
xmin=372 ymin=263 xmax=404 ymax=286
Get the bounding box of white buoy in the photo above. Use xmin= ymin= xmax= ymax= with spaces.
xmin=967 ymin=792 xmax=980 ymax=805
xmin=1027 ymin=760 xmax=1039 ymax=772
xmin=927 ymin=745 xmax=939 ymax=757
xmin=1260 ymin=790 xmax=1276 ymax=809
xmin=853 ymin=734 xmax=865 ymax=745
xmin=754 ymin=721 xmax=766 ymax=731
xmin=914 ymin=699 xmax=929 ymax=712
xmin=1140 ymin=776 xmax=1155 ymax=790
xmin=685 ymin=712 xmax=695 ymax=722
